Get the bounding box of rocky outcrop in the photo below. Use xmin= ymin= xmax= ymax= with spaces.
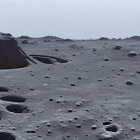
xmin=0 ymin=33 xmax=34 ymax=69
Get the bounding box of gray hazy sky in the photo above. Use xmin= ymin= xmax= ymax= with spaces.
xmin=0 ymin=0 xmax=140 ymax=39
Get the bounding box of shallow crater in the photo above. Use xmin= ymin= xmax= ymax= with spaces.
xmin=1 ymin=95 xmax=26 ymax=103
xmin=6 ymin=104 xmax=29 ymax=113
xmin=30 ymin=54 xmax=68 ymax=64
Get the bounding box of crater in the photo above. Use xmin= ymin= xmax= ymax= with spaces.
xmin=6 ymin=104 xmax=29 ymax=113
xmin=30 ymin=54 xmax=68 ymax=64
xmin=1 ymin=95 xmax=26 ymax=103
xmin=0 ymin=132 xmax=16 ymax=140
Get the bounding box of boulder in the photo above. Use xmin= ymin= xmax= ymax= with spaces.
xmin=0 ymin=33 xmax=34 ymax=69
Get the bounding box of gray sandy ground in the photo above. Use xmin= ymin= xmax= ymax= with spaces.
xmin=0 ymin=36 xmax=140 ymax=140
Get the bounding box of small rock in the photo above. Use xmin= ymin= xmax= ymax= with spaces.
xmin=93 ymin=48 xmax=97 ymax=51
xmin=77 ymin=76 xmax=82 ymax=80
xmin=99 ymin=133 xmax=113 ymax=140
xmin=68 ymin=109 xmax=73 ymax=113
xmin=44 ymin=75 xmax=51 ymax=78
xmin=120 ymin=68 xmax=124 ymax=71
xmin=126 ymin=80 xmax=133 ymax=85
xmin=104 ymin=59 xmax=109 ymax=61
xmin=76 ymin=124 xmax=81 ymax=128
xmin=49 ymin=98 xmax=54 ymax=101
xmin=128 ymin=51 xmax=137 ymax=57
xmin=132 ymin=117 xmax=137 ymax=120
xmin=136 ymin=71 xmax=140 ymax=74
xmin=114 ymin=44 xmax=122 ymax=50
xmin=131 ymin=127 xmax=135 ymax=132
xmin=76 ymin=102 xmax=81 ymax=107
xmin=54 ymin=48 xmax=59 ymax=51
xmin=47 ymin=130 xmax=51 ymax=134
xmin=21 ymin=40 xmax=29 ymax=44
xmin=91 ymin=125 xmax=97 ymax=130
xmin=0 ymin=85 xmax=9 ymax=92
xmin=47 ymin=122 xmax=51 ymax=127
xmin=70 ymin=83 xmax=76 ymax=86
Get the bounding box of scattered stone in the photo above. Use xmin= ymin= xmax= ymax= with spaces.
xmin=133 ymin=136 xmax=140 ymax=140
xmin=26 ymin=130 xmax=36 ymax=133
xmin=44 ymin=75 xmax=51 ymax=78
xmin=99 ymin=133 xmax=113 ymax=140
xmin=77 ymin=76 xmax=82 ymax=80
xmin=47 ymin=130 xmax=51 ymax=134
xmin=47 ymin=122 xmax=51 ymax=127
xmin=72 ymin=53 xmax=76 ymax=56
xmin=136 ymin=71 xmax=140 ymax=74
xmin=56 ymin=100 xmax=61 ymax=103
xmin=74 ymin=117 xmax=79 ymax=120
xmin=70 ymin=83 xmax=76 ymax=86
xmin=49 ymin=98 xmax=54 ymax=101
xmin=54 ymin=48 xmax=59 ymax=51
xmin=76 ymin=124 xmax=81 ymax=128
xmin=21 ymin=40 xmax=29 ymax=44
xmin=76 ymin=102 xmax=81 ymax=107
xmin=93 ymin=48 xmax=97 ymax=51
xmin=91 ymin=125 xmax=97 ymax=130
xmin=131 ymin=127 xmax=135 ymax=132
xmin=114 ymin=44 xmax=122 ymax=50
xmin=85 ymin=108 xmax=90 ymax=112
xmin=44 ymin=40 xmax=50 ymax=42
xmin=104 ymin=59 xmax=109 ymax=61
xmin=126 ymin=80 xmax=133 ymax=85
xmin=132 ymin=117 xmax=137 ymax=120
xmin=0 ymin=86 xmax=9 ymax=92
xmin=30 ymin=88 xmax=34 ymax=91
xmin=105 ymin=124 xmax=118 ymax=132
xmin=128 ymin=51 xmax=137 ymax=57
xmin=68 ymin=109 xmax=73 ymax=113
xmin=120 ymin=68 xmax=124 ymax=71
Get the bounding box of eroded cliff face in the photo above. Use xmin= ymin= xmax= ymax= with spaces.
xmin=0 ymin=33 xmax=31 ymax=69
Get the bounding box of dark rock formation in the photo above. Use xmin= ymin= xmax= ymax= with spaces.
xmin=98 ymin=37 xmax=109 ymax=40
xmin=17 ymin=35 xmax=32 ymax=39
xmin=125 ymin=36 xmax=140 ymax=40
xmin=0 ymin=33 xmax=34 ymax=69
